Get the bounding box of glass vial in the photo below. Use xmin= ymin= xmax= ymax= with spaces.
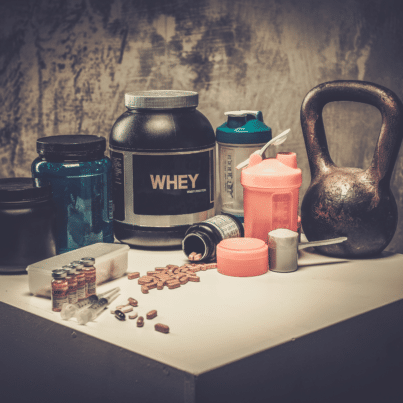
xmin=81 ymin=257 xmax=96 ymax=297
xmin=182 ymin=214 xmax=244 ymax=262
xmin=70 ymin=261 xmax=86 ymax=301
xmin=63 ymin=265 xmax=78 ymax=304
xmin=51 ymin=269 xmax=68 ymax=312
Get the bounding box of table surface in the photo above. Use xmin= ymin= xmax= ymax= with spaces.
xmin=1 ymin=244 xmax=403 ymax=377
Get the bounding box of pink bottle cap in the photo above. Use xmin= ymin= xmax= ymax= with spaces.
xmin=241 ymin=152 xmax=302 ymax=189
xmin=217 ymin=238 xmax=268 ymax=277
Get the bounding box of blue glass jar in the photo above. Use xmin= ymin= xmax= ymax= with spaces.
xmin=32 ymin=135 xmax=114 ymax=254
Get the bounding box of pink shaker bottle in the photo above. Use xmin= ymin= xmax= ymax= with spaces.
xmin=241 ymin=152 xmax=302 ymax=242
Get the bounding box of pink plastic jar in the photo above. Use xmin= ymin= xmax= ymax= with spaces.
xmin=217 ymin=238 xmax=268 ymax=277
xmin=241 ymin=152 xmax=302 ymax=243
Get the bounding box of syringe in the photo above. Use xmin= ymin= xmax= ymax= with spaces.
xmin=60 ymin=287 xmax=120 ymax=320
xmin=76 ymin=288 xmax=120 ymax=325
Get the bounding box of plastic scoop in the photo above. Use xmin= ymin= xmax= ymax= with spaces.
xmin=268 ymin=228 xmax=347 ymax=273
xmin=236 ymin=128 xmax=290 ymax=170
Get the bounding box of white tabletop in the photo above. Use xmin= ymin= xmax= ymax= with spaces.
xmin=1 ymin=246 xmax=403 ymax=376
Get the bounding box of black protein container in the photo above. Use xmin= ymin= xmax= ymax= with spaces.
xmin=182 ymin=214 xmax=244 ymax=262
xmin=109 ymin=90 xmax=216 ymax=248
xmin=0 ymin=178 xmax=56 ymax=273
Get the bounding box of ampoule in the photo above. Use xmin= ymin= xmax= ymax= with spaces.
xmin=51 ymin=269 xmax=68 ymax=312
xmin=70 ymin=261 xmax=86 ymax=301
xmin=63 ymin=265 xmax=78 ymax=304
xmin=81 ymin=257 xmax=96 ymax=297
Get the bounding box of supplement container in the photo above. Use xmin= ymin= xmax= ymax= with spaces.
xmin=0 ymin=177 xmax=56 ymax=273
xmin=109 ymin=90 xmax=216 ymax=248
xmin=32 ymin=135 xmax=114 ymax=254
xmin=216 ymin=111 xmax=271 ymax=222
xmin=241 ymin=152 xmax=302 ymax=242
xmin=217 ymin=237 xmax=268 ymax=277
xmin=182 ymin=213 xmax=244 ymax=262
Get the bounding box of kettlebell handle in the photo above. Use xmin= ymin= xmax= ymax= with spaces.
xmin=301 ymin=80 xmax=403 ymax=183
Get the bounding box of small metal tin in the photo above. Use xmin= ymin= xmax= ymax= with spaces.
xmin=268 ymin=228 xmax=299 ymax=273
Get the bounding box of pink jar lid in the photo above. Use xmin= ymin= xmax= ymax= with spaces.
xmin=217 ymin=238 xmax=268 ymax=277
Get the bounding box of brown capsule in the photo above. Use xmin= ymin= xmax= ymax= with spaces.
xmin=188 ymin=275 xmax=200 ymax=282
xmin=155 ymin=323 xmax=169 ymax=334
xmin=147 ymin=281 xmax=157 ymax=290
xmin=127 ymin=272 xmax=140 ymax=280
xmin=141 ymin=285 xmax=149 ymax=294
xmin=194 ymin=253 xmax=202 ymax=261
xmin=179 ymin=275 xmax=189 ymax=285
xmin=147 ymin=271 xmax=159 ymax=276
xmin=138 ymin=276 xmax=154 ymax=285
xmin=146 ymin=310 xmax=157 ymax=320
xmin=157 ymin=281 xmax=164 ymax=290
xmin=167 ymin=282 xmax=180 ymax=289
xmin=137 ymin=316 xmax=144 ymax=327
xmin=128 ymin=297 xmax=138 ymax=307
xmin=155 ymin=267 xmax=166 ymax=272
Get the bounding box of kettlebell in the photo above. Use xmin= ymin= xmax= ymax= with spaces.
xmin=300 ymin=80 xmax=403 ymax=258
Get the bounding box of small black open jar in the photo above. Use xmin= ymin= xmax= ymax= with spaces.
xmin=0 ymin=178 xmax=56 ymax=273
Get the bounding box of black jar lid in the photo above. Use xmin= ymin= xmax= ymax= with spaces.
xmin=0 ymin=178 xmax=52 ymax=203
xmin=36 ymin=135 xmax=106 ymax=159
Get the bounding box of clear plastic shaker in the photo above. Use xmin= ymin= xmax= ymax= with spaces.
xmin=216 ymin=111 xmax=271 ymax=222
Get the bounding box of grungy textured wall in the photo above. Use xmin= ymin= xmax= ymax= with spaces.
xmin=1 ymin=0 xmax=403 ymax=252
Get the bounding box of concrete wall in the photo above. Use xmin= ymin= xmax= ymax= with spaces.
xmin=1 ymin=0 xmax=403 ymax=252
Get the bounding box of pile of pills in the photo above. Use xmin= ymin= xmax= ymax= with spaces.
xmin=118 ymin=261 xmax=217 ymax=334
xmin=127 ymin=262 xmax=217 ymax=294
xmin=111 ymin=297 xmax=170 ymax=334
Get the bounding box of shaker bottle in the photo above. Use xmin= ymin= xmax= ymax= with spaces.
xmin=216 ymin=110 xmax=271 ymax=222
xmin=241 ymin=152 xmax=302 ymax=242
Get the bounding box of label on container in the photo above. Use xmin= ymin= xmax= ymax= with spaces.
xmin=110 ymin=151 xmax=125 ymax=221
xmin=52 ymin=283 xmax=68 ymax=311
xmin=204 ymin=215 xmax=242 ymax=240
xmin=110 ymin=148 xmax=214 ymax=218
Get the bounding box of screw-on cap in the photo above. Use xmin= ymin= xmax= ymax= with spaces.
xmin=0 ymin=178 xmax=52 ymax=203
xmin=241 ymin=152 xmax=302 ymax=189
xmin=217 ymin=238 xmax=268 ymax=277
xmin=70 ymin=261 xmax=84 ymax=271
xmin=36 ymin=135 xmax=106 ymax=160
xmin=80 ymin=257 xmax=95 ymax=267
xmin=52 ymin=269 xmax=67 ymax=279
xmin=125 ymin=90 xmax=198 ymax=109
xmin=62 ymin=265 xmax=77 ymax=275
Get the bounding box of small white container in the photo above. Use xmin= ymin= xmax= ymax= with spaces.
xmin=27 ymin=243 xmax=130 ymax=298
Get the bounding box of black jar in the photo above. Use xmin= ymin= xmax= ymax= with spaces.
xmin=0 ymin=178 xmax=56 ymax=273
xmin=109 ymin=90 xmax=216 ymax=248
xmin=182 ymin=213 xmax=244 ymax=262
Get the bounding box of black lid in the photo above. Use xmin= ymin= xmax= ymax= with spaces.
xmin=0 ymin=178 xmax=52 ymax=203
xmin=36 ymin=135 xmax=106 ymax=159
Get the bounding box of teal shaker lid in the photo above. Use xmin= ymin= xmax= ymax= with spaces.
xmin=216 ymin=110 xmax=272 ymax=144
